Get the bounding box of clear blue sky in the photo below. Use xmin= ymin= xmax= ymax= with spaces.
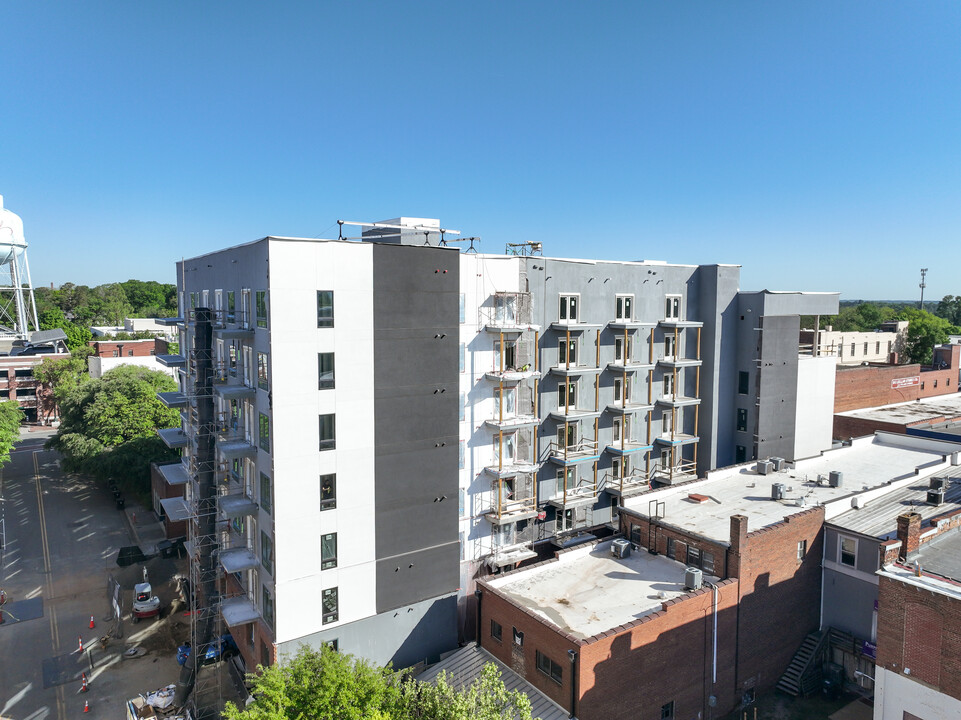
xmin=2 ymin=2 xmax=959 ymax=301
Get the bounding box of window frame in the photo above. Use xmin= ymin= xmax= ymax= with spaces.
xmin=320 ymin=474 xmax=336 ymax=511
xmin=536 ymin=650 xmax=563 ymax=685
xmin=317 ymin=290 xmax=334 ymax=328
xmin=321 ymin=532 xmax=338 ymax=570
xmin=260 ymin=530 xmax=274 ymax=575
xmin=318 ymin=352 xmax=335 ymax=389
xmin=255 ymin=290 xmax=268 ymax=328
xmin=319 ymin=413 xmax=336 ymax=451
xmin=738 ymin=371 xmax=750 ymax=395
xmin=226 ymin=291 xmax=235 ymax=323
xmin=322 ymin=587 xmax=338 ymax=624
xmin=490 ymin=619 xmax=503 ymax=642
xmin=798 ymin=539 xmax=808 ymax=560
xmin=664 ymin=295 xmax=681 ymax=320
xmin=559 ymin=294 xmax=579 ymax=322
xmin=260 ymin=472 xmax=272 ymax=515
xmin=839 ymin=535 xmax=857 ymax=567
xmin=259 ymin=413 xmax=271 ymax=453
xmin=736 ymin=408 xmax=748 ymax=432
xmin=615 ymin=294 xmax=634 ymax=321
xmin=257 ymin=352 xmax=269 ymax=390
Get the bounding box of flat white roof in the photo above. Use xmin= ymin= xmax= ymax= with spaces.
xmin=487 ymin=541 xmax=708 ymax=639
xmin=836 ymin=393 xmax=961 ymax=425
xmin=623 ymin=434 xmax=956 ymax=543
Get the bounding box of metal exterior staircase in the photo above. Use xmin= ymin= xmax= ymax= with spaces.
xmin=776 ymin=630 xmax=828 ymax=697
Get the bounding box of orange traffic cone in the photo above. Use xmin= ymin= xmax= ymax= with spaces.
xmin=83 ymin=700 xmax=90 ymax=713
xmin=79 ymin=672 xmax=89 ymax=693
xmin=78 ymin=635 xmax=84 ymax=653
xmin=89 ymin=615 xmax=95 ymax=629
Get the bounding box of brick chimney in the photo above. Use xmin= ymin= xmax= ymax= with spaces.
xmin=896 ymin=512 xmax=922 ymax=558
xmin=730 ymin=514 xmax=749 ymax=553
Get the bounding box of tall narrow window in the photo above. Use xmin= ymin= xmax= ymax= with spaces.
xmin=615 ymin=295 xmax=633 ymax=321
xmin=317 ymin=291 xmax=334 ymax=327
xmin=557 ymin=380 xmax=577 ymax=409
xmin=738 ymin=371 xmax=749 ymax=395
xmin=226 ymin=291 xmax=235 ymax=323
xmin=261 ymin=531 xmax=273 ymax=574
xmin=559 ymin=338 xmax=578 ymax=366
xmin=256 ymin=291 xmax=268 ymax=328
xmin=262 ymin=586 xmax=274 ymax=628
xmin=614 ymin=337 xmax=632 ymax=363
xmin=614 ymin=377 xmax=631 ymax=403
xmin=320 ymin=474 xmax=336 ymax=510
xmin=318 ymin=352 xmax=335 ymax=389
xmin=258 ymin=352 xmax=269 ymax=390
xmin=736 ymin=408 xmax=748 ymax=432
xmin=319 ymin=414 xmax=336 ymax=451
xmin=559 ymin=294 xmax=578 ymax=322
xmin=322 ymin=587 xmax=338 ymax=624
xmin=260 ymin=473 xmax=272 ymax=515
xmin=840 ymin=536 xmax=857 ymax=566
xmin=259 ymin=413 xmax=270 ymax=452
xmin=321 ymin=533 xmax=338 ymax=570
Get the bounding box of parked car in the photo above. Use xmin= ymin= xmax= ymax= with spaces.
xmin=176 ymin=633 xmax=239 ymax=666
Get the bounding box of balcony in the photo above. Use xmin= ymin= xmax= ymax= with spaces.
xmin=483 ymin=460 xmax=540 ymax=479
xmin=549 ymin=405 xmax=602 ymax=422
xmin=481 ymin=292 xmax=538 ymax=334
xmin=657 ymin=356 xmax=702 ymax=369
xmin=652 ymin=459 xmax=698 ymax=485
xmin=605 ymin=400 xmax=654 ymax=415
xmin=219 ymin=492 xmax=258 ymax=519
xmin=549 ymin=363 xmax=602 ymax=377
xmin=488 ymin=524 xmax=537 ymax=569
xmin=607 ymin=359 xmax=655 ymax=373
xmin=658 ymin=319 xmax=703 ymax=330
xmin=485 ymin=478 xmax=538 ymax=526
xmin=655 ymin=394 xmax=701 ymax=409
xmin=485 ymin=393 xmax=539 ymax=430
xmin=213 ymin=383 xmax=257 ymax=401
xmin=602 ymin=470 xmax=652 ymax=498
xmin=654 ymin=432 xmax=699 ymax=447
xmin=214 ymin=326 xmax=255 ymax=341
xmin=549 ymin=320 xmax=603 ymax=333
xmin=217 ymin=437 xmax=258 ymax=460
xmin=158 ymin=496 xmax=191 ymax=522
xmin=546 ymin=480 xmax=598 ymax=509
xmin=158 ymin=461 xmax=190 ymax=487
xmin=219 ymin=546 xmax=260 ymax=573
xmin=604 ymin=439 xmax=654 ymax=456
xmin=157 ymin=391 xmax=188 ymax=409
xmin=548 ymin=438 xmax=600 ymax=466
xmin=157 ymin=354 xmax=187 ymax=368
xmin=220 ymin=595 xmax=261 ymax=628
xmin=158 ymin=427 xmax=189 ymax=449
xmin=608 ymin=320 xmax=657 ymax=331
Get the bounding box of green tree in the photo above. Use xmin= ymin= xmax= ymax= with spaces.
xmin=935 ymin=295 xmax=961 ymax=326
xmin=897 ymin=308 xmax=960 ymax=365
xmin=33 ymin=351 xmax=91 ymax=422
xmin=0 ymin=401 xmax=24 ymax=467
xmin=223 ymin=645 xmax=536 ymax=720
xmin=119 ymin=279 xmax=178 ymax=317
xmin=38 ymin=307 xmax=93 ymax=352
xmin=47 ymin=365 xmax=180 ymax=496
xmin=88 ymin=283 xmax=134 ymax=325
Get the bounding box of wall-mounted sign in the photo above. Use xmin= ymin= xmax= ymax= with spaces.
xmin=892 ymin=376 xmax=920 ymax=390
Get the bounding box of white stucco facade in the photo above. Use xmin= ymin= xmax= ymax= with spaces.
xmin=874 ymin=666 xmax=961 ymax=720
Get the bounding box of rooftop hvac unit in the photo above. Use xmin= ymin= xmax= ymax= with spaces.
xmin=829 ymin=471 xmax=843 ymax=488
xmin=930 ymin=477 xmax=947 ymax=492
xmin=771 ymin=483 xmax=785 ymax=501
xmin=756 ymin=460 xmax=774 ymax=476
xmin=927 ymin=489 xmax=945 ymax=506
xmin=685 ymin=567 xmax=703 ymax=591
xmin=611 ymin=538 xmax=631 ymax=559
xmin=769 ymin=457 xmax=785 ymax=472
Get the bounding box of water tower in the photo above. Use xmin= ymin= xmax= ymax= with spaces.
xmin=0 ymin=195 xmax=39 ymax=339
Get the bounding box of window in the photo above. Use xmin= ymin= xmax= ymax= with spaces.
xmin=613 ymin=416 xmax=630 ymax=443
xmin=738 ymin=371 xmax=749 ymax=395
xmin=321 ymin=533 xmax=337 ymax=570
xmin=615 ymin=295 xmax=633 ymax=321
xmin=735 ymin=445 xmax=747 ymax=463
xmin=737 ymin=408 xmax=748 ymax=432
xmin=458 ymin=488 xmax=466 ymax=517
xmin=559 ymin=338 xmax=578 ymax=366
xmin=261 ymin=531 xmax=273 ymax=574
xmin=614 ymin=336 xmax=632 ymax=363
xmin=797 ymin=540 xmax=807 ymax=560
xmin=317 ymin=291 xmax=334 ymax=327
xmin=702 ymin=551 xmax=715 ymax=575
xmin=319 ymin=414 xmax=336 ymax=451
xmin=490 ymin=619 xmax=502 ymax=642
xmin=863 ymin=342 xmax=868 ymax=354
xmin=555 ymin=467 xmax=576 ymax=498
xmin=459 ymin=391 xmax=465 ymax=421
xmin=459 ymin=440 xmax=465 ymax=469
xmin=320 ymin=474 xmax=336 ymax=510
xmin=876 ymin=341 xmax=881 ymax=354
xmin=512 ymin=627 xmax=524 ymax=646
xmin=850 ymin=342 xmax=855 ymax=356
xmin=262 ymin=585 xmax=274 ymax=628
xmin=258 ymin=352 xmax=269 ymax=390
xmin=536 ymin=650 xmax=563 ymax=684
xmin=664 ymin=335 xmax=676 ymax=359
xmin=460 ymin=343 xmax=465 ymax=372
xmin=661 ymin=701 xmax=675 ymax=719
xmin=559 ymin=294 xmax=578 ymax=322
xmin=687 ymin=545 xmax=701 ymax=567
xmin=322 ymin=587 xmax=338 ymax=624
xmin=226 ymin=291 xmax=235 ymax=323
xmin=459 ymin=294 xmax=465 ymax=323
xmin=127 ymin=349 xmax=134 ymax=357
xmin=840 ymin=536 xmax=857 ymax=566
xmin=665 ymin=295 xmax=681 ymax=320
xmin=557 ymin=380 xmax=577 ymax=409
xmin=318 ymin=352 xmax=335 ymax=389
xmin=256 ymin=291 xmax=267 ymax=328
xmin=666 ymin=537 xmax=676 ymax=560
xmin=887 ymin=341 xmax=892 ymax=355
xmin=260 ymin=473 xmax=272 ymax=515
xmin=934 ymin=379 xmax=938 ymax=388
xmin=202 ymin=290 xmax=209 ymax=307
xmin=324 ymin=639 xmax=339 ymax=651
xmin=112 ymin=350 xmax=119 ymax=357
xmin=259 ymin=413 xmax=270 ymax=452
xmin=614 ymin=376 xmax=631 ymax=403
xmin=228 ymin=344 xmax=237 ymax=375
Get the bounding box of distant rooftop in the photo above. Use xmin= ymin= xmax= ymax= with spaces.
xmin=486 ymin=540 xmax=708 ymax=639
xmin=880 ymin=529 xmax=961 ymax=601
xmin=622 ymin=433 xmax=958 ymax=543
xmin=829 ymin=467 xmax=961 ymax=540
xmin=835 ymin=393 xmax=961 ymax=426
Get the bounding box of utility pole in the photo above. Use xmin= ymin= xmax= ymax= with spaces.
xmin=919 ymin=268 xmax=928 ymax=310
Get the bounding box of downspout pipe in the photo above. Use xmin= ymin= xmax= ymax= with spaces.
xmin=568 ymin=648 xmax=577 ymax=719
xmin=705 ymin=580 xmax=718 ymax=717
xmin=474 ymin=588 xmax=483 ymax=648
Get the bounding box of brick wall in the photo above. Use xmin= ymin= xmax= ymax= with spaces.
xmin=734 ymin=507 xmax=825 ymax=696
xmin=89 ymin=338 xmax=167 ymax=358
xmin=619 ymin=510 xmax=730 ymax=578
xmin=833 ymin=415 xmax=906 ymax=441
xmin=834 ymin=363 xmax=925 ymax=412
xmin=224 ymin=572 xmax=276 ymax=671
xmin=149 ymin=463 xmax=187 ymax=538
xmin=877 ymin=571 xmax=961 ymax=701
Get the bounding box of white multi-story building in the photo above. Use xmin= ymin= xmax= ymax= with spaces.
xmin=160 ymin=220 xmax=840 ymax=689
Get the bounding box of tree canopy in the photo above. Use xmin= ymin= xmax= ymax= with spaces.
xmin=223 ymin=645 xmax=535 ymax=720
xmin=47 ymin=365 xmax=180 ymax=495
xmin=898 ymin=308 xmax=959 ymax=365
xmin=34 ymin=279 xmax=178 ymax=328
xmin=0 ymin=401 xmax=24 ymax=467
xmin=33 ymin=351 xmax=92 ymax=423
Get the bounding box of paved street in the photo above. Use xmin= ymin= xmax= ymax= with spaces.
xmin=0 ymin=432 xmax=183 ymax=720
